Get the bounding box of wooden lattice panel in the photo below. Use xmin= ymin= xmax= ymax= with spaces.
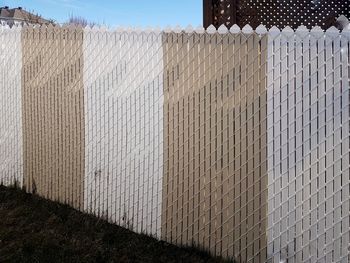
xmin=204 ymin=0 xmax=238 ymax=28
xmin=238 ymin=0 xmax=350 ymax=29
xmin=204 ymin=0 xmax=350 ymax=29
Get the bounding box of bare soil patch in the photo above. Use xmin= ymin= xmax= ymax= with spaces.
xmin=0 ymin=185 xmax=232 ymax=263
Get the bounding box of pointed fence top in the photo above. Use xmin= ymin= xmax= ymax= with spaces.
xmin=154 ymin=27 xmax=162 ymax=34
xmin=242 ymin=24 xmax=253 ymax=34
xmin=185 ymin=25 xmax=194 ymax=34
xmin=173 ymin=25 xmax=182 ymax=34
xmin=206 ymin=25 xmax=216 ymax=34
xmin=256 ymin=24 xmax=267 ymax=35
xmin=281 ymin=26 xmax=294 ymax=38
xmin=310 ymin=26 xmax=324 ymax=39
xmin=91 ymin=25 xmax=100 ymax=32
xmin=269 ymin=26 xmax=280 ymax=39
xmin=325 ymin=26 xmax=340 ymax=39
xmin=195 ymin=26 xmax=205 ymax=34
xmin=230 ymin=24 xmax=240 ymax=34
xmin=134 ymin=26 xmax=143 ymax=34
xmin=163 ymin=26 xmax=172 ymax=33
xmin=295 ymin=25 xmax=309 ymax=39
xmin=218 ymin=24 xmax=228 ymax=34
xmin=144 ymin=26 xmax=154 ymax=34
xmin=114 ymin=26 xmax=125 ymax=33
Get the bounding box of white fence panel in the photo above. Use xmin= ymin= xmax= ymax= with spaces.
xmin=267 ymin=26 xmax=350 ymax=263
xmin=83 ymin=28 xmax=164 ymax=238
xmin=0 ymin=25 xmax=23 ymax=187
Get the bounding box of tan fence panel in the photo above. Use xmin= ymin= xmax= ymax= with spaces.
xmin=161 ymin=28 xmax=268 ymax=262
xmin=21 ymin=25 xmax=85 ymax=210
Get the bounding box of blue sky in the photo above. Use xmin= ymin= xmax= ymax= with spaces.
xmin=0 ymin=0 xmax=203 ymax=27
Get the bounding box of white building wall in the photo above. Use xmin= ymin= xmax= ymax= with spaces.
xmin=0 ymin=25 xmax=23 ymax=187
xmin=83 ymin=28 xmax=164 ymax=238
xmin=267 ymin=26 xmax=350 ymax=263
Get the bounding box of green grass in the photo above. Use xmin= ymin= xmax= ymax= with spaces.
xmin=0 ymin=185 xmax=234 ymax=263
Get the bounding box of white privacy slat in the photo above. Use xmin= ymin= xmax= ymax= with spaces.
xmin=83 ymin=28 xmax=164 ymax=238
xmin=0 ymin=26 xmax=23 ymax=187
xmin=267 ymin=26 xmax=350 ymax=263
